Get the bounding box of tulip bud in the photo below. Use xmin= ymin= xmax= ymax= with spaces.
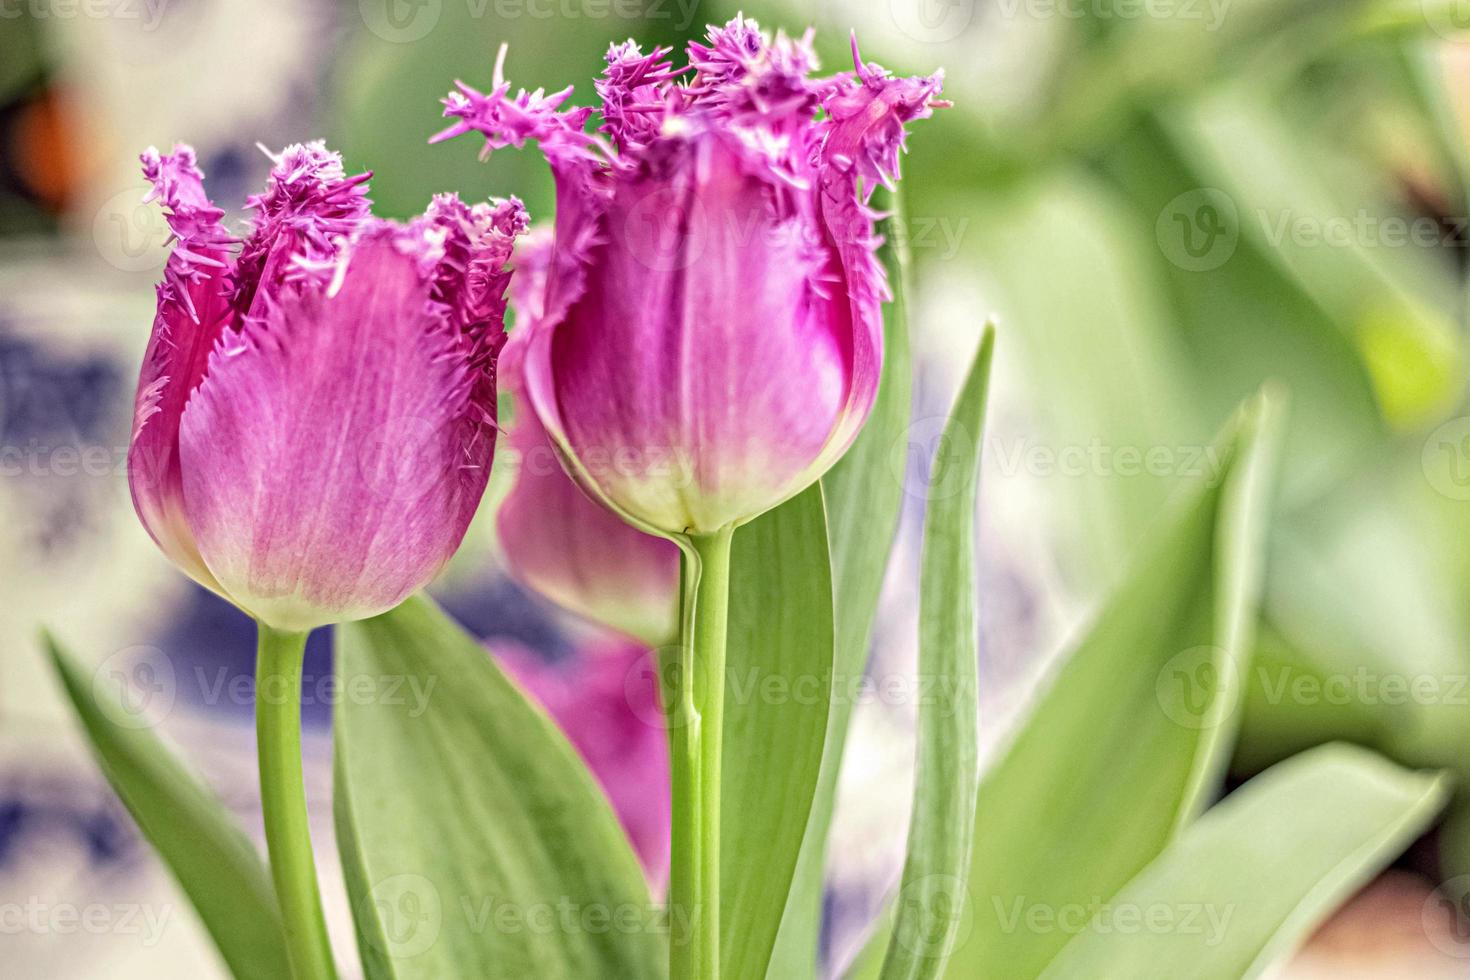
xmin=434 ymin=17 xmax=946 ymax=536
xmin=128 ymin=142 xmax=525 ymax=631
xmin=494 ymin=232 xmax=680 ymax=646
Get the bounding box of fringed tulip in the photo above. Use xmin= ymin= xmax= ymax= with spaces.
xmin=434 ymin=17 xmax=946 ymax=536
xmin=129 ymin=142 xmax=525 ymax=632
xmin=496 ymin=232 xmax=681 ymax=646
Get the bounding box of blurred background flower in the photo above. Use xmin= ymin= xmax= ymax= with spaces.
xmin=8 ymin=0 xmax=1470 ymax=977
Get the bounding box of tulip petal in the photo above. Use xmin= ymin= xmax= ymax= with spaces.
xmin=533 ymin=134 xmax=847 ymax=533
xmin=129 ymin=146 xmax=237 ymax=594
xmin=177 ymin=227 xmax=498 ymax=631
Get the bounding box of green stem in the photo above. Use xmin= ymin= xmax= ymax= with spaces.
xmin=256 ymin=624 xmax=338 ymax=980
xmin=666 ymin=526 xmax=734 ymax=980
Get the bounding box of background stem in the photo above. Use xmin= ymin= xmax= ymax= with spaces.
xmin=256 ymin=624 xmax=338 ymax=980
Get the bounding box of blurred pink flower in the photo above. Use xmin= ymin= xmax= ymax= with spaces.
xmin=435 ymin=17 xmax=946 ymax=535
xmin=495 ymin=638 xmax=671 ymax=883
xmin=128 ymin=142 xmax=524 ymax=631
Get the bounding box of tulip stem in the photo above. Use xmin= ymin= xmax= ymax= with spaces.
xmin=256 ymin=624 xmax=338 ymax=980
xmin=668 ymin=526 xmax=734 ymax=980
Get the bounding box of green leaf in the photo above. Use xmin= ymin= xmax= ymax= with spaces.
xmin=770 ymin=183 xmax=917 ymax=980
xmin=720 ymin=483 xmax=835 ymax=980
xmin=42 ymin=632 xmax=292 ymax=980
xmin=333 ymin=595 xmax=663 ymax=980
xmin=943 ymin=391 xmax=1285 ymax=979
xmin=879 ymin=324 xmax=995 ymax=980
xmin=1041 ymin=743 xmax=1450 ymax=979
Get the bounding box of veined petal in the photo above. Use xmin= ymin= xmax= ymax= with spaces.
xmin=233 ymin=141 xmax=373 ymax=324
xmin=129 ymin=145 xmax=236 ymax=594
xmin=530 ymin=132 xmax=846 ymax=534
xmin=177 ymin=225 xmax=497 ymax=632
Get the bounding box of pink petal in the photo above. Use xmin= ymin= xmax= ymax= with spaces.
xmin=129 ymin=145 xmax=237 ymax=594
xmin=529 ymin=132 xmax=849 ymax=533
xmin=177 ymin=226 xmax=497 ymax=631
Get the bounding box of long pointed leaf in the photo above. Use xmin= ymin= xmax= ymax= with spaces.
xmin=43 ymin=632 xmax=291 ymax=980
xmin=944 ymin=390 xmax=1284 ymax=979
xmin=879 ymin=324 xmax=995 ymax=980
xmin=720 ymin=483 xmax=835 ymax=980
xmin=1041 ymin=743 xmax=1449 ymax=979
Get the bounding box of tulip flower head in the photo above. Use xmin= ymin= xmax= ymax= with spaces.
xmin=434 ymin=17 xmax=946 ymax=536
xmin=129 ymin=142 xmax=525 ymax=632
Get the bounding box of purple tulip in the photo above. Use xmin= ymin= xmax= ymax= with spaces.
xmin=434 ymin=17 xmax=946 ymax=535
xmin=495 ymin=231 xmax=681 ymax=646
xmin=129 ymin=142 xmax=525 ymax=631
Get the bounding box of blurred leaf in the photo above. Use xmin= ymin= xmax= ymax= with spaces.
xmin=43 ymin=632 xmax=291 ymax=980
xmin=879 ymin=324 xmax=995 ymax=980
xmin=1103 ymin=119 xmax=1383 ymax=502
xmin=334 ymin=596 xmax=662 ymax=980
xmin=769 ymin=185 xmax=916 ymax=980
xmin=966 ymin=172 xmax=1202 ymax=583
xmin=1164 ymin=83 xmax=1464 ymax=430
xmin=943 ymin=391 xmax=1284 ymax=979
xmin=720 ymin=483 xmax=834 ymax=980
xmin=1041 ymin=743 xmax=1449 ymax=979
